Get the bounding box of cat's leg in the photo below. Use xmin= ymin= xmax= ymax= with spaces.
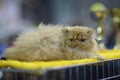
xmin=87 ymin=53 xmax=105 ymax=60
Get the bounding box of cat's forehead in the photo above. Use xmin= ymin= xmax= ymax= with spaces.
xmin=68 ymin=26 xmax=91 ymax=33
xmin=62 ymin=26 xmax=94 ymax=35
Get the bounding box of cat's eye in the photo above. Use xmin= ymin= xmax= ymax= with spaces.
xmin=69 ymin=39 xmax=74 ymax=41
xmin=80 ymin=39 xmax=86 ymax=42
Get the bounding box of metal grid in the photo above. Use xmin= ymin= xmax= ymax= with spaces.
xmin=0 ymin=58 xmax=120 ymax=80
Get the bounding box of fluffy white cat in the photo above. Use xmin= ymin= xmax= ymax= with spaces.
xmin=3 ymin=24 xmax=104 ymax=61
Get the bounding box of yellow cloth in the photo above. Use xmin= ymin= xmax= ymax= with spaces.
xmin=0 ymin=49 xmax=120 ymax=70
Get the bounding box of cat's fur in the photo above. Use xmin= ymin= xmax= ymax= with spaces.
xmin=3 ymin=24 xmax=104 ymax=61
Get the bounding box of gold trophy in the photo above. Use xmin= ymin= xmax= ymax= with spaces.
xmin=89 ymin=3 xmax=108 ymax=48
xmin=110 ymin=8 xmax=120 ymax=49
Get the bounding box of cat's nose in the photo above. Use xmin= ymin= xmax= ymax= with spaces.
xmin=80 ymin=39 xmax=86 ymax=42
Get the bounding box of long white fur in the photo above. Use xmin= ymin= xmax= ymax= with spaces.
xmin=3 ymin=24 xmax=103 ymax=61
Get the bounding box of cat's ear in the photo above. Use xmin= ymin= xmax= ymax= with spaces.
xmin=87 ymin=28 xmax=95 ymax=34
xmin=87 ymin=28 xmax=96 ymax=38
xmin=61 ymin=27 xmax=70 ymax=34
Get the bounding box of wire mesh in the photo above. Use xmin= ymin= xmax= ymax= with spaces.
xmin=0 ymin=58 xmax=120 ymax=80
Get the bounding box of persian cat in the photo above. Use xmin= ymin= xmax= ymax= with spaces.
xmin=3 ymin=24 xmax=104 ymax=61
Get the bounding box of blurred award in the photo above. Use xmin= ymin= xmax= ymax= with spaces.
xmin=110 ymin=8 xmax=120 ymax=49
xmin=89 ymin=2 xmax=108 ymax=48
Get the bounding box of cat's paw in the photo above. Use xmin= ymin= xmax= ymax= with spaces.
xmin=88 ymin=55 xmax=105 ymax=61
xmin=96 ymin=56 xmax=105 ymax=61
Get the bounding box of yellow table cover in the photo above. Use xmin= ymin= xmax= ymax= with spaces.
xmin=0 ymin=49 xmax=120 ymax=70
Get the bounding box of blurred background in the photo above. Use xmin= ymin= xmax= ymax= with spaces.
xmin=0 ymin=0 xmax=120 ymax=57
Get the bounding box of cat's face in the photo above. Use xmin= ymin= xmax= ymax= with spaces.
xmin=62 ymin=26 xmax=97 ymax=50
